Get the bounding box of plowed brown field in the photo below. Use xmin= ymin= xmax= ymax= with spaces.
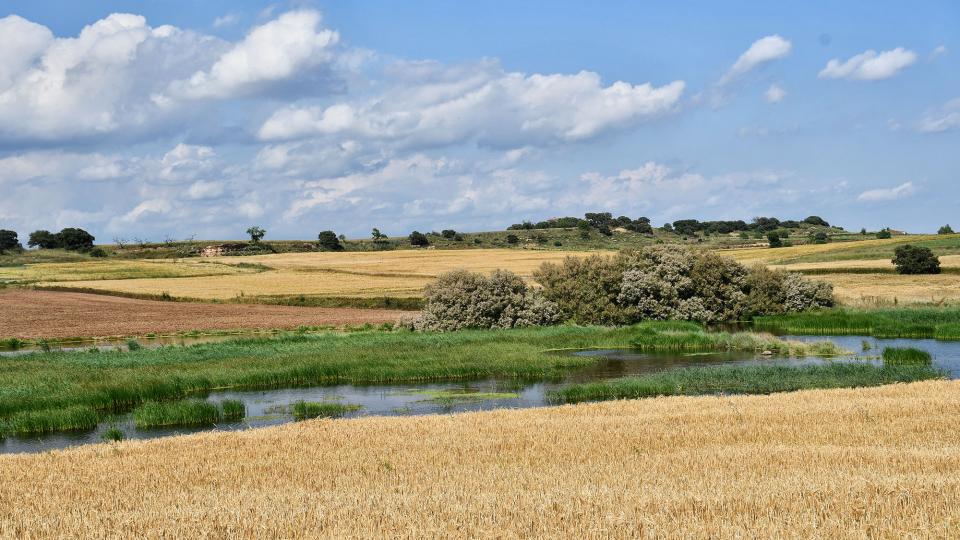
xmin=0 ymin=289 xmax=410 ymax=339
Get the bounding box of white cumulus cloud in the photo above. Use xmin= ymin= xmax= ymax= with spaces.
xmin=764 ymin=84 xmax=786 ymax=103
xmin=818 ymin=47 xmax=917 ymax=81
xmin=259 ymin=60 xmax=684 ymax=149
xmin=719 ymin=35 xmax=792 ymax=85
xmin=167 ymin=10 xmax=339 ymax=100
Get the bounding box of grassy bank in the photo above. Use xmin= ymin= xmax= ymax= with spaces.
xmin=0 ymin=323 xmax=843 ymax=435
xmin=548 ymin=362 xmax=942 ymax=404
xmin=754 ymin=307 xmax=960 ymax=339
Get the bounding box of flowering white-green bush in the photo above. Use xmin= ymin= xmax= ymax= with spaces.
xmin=537 ymin=246 xmax=833 ymax=324
xmin=414 ymin=269 xmax=561 ymax=331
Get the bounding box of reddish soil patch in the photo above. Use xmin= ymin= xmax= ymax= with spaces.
xmin=0 ymin=289 xmax=412 ymax=339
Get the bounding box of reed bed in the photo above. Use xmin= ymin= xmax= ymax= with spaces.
xmin=291 ymin=401 xmax=362 ymax=420
xmin=132 ymin=399 xmax=246 ymax=428
xmin=0 ymin=325 xmax=844 ymax=436
xmin=0 ymin=381 xmax=958 ymax=537
xmin=547 ymin=362 xmax=941 ymax=404
xmin=754 ymin=307 xmax=960 ymax=339
xmin=0 ymin=406 xmax=99 ymax=435
xmin=882 ymin=347 xmax=933 ymax=366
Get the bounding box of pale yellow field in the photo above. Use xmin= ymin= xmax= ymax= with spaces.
xmin=772 ymin=254 xmax=960 ymax=272
xmin=1 ymin=381 xmax=957 ymax=538
xmin=21 ymin=242 xmax=960 ymax=305
xmin=39 ymin=249 xmax=602 ymax=299
xmin=0 ymin=258 xmax=254 ymax=284
xmin=814 ymin=272 xmax=960 ymax=306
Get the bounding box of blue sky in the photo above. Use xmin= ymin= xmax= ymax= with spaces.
xmin=0 ymin=1 xmax=957 ymax=241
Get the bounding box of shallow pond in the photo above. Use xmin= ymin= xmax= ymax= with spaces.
xmin=2 ymin=335 xmax=958 ymax=454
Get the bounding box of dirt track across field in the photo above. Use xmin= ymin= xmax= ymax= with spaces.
xmin=0 ymin=289 xmax=412 ymax=339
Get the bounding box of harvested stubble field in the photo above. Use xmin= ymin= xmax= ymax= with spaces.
xmin=0 ymin=381 xmax=957 ymax=538
xmin=0 ymin=258 xmax=258 ymax=284
xmin=36 ymin=249 xmax=601 ymax=300
xmin=0 ymin=289 xmax=409 ymax=339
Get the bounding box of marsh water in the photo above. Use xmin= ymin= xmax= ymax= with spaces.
xmin=2 ymin=334 xmax=959 ymax=454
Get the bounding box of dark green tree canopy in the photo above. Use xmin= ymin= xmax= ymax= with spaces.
xmin=28 ymin=230 xmax=59 ymax=249
xmin=409 ymin=231 xmax=430 ymax=246
xmin=939 ymin=224 xmax=954 ymax=235
xmin=246 ymin=226 xmax=266 ymax=243
xmin=767 ymin=232 xmax=783 ymax=248
xmin=892 ymin=245 xmax=940 ymax=275
xmin=56 ymin=228 xmax=95 ymax=251
xmin=0 ymin=230 xmax=20 ymax=253
xmin=803 ymin=216 xmax=830 ymax=227
xmin=317 ymin=230 xmax=343 ymax=251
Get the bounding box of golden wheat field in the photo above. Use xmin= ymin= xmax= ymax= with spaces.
xmin=14 ymin=240 xmax=960 ymax=304
xmin=37 ymin=249 xmax=604 ymax=299
xmin=0 ymin=381 xmax=957 ymax=538
xmin=0 ymin=258 xmax=255 ymax=284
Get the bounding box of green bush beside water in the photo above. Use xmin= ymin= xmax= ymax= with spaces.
xmin=548 ymin=362 xmax=943 ymax=404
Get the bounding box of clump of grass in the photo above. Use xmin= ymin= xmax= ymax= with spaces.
xmin=1 ymin=406 xmax=99 ymax=435
xmin=126 ymin=339 xmax=141 ymax=351
xmin=132 ymin=399 xmax=246 ymax=428
xmin=220 ymin=399 xmax=246 ymax=421
xmin=101 ymin=426 xmax=125 ymax=442
xmin=882 ymin=347 xmax=932 ymax=366
xmin=548 ymin=362 xmax=942 ymax=404
xmin=291 ymin=401 xmax=362 ymax=420
xmin=630 ymin=321 xmax=846 ymax=357
xmin=1 ymin=338 xmax=24 ymax=350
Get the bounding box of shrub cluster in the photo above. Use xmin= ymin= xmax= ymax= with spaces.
xmin=533 ymin=246 xmax=833 ymax=325
xmin=413 ymin=269 xmax=562 ymax=331
xmin=416 ymin=246 xmax=834 ymax=330
xmin=892 ymin=245 xmax=940 ymax=275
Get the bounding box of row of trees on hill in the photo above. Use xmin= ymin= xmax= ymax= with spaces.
xmin=508 ymin=213 xmax=834 ymax=236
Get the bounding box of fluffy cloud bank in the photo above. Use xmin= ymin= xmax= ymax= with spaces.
xmin=259 ymin=61 xmax=685 ymax=149
xmin=0 ymin=10 xmax=343 ymax=145
xmin=818 ymin=47 xmax=917 ymax=81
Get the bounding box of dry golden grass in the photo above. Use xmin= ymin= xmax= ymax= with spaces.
xmin=39 ymin=249 xmax=601 ymax=299
xmin=0 ymin=381 xmax=957 ymax=538
xmin=814 ymin=272 xmax=960 ymax=306
xmin=0 ymin=258 xmax=252 ymax=284
xmin=772 ymin=254 xmax=960 ymax=272
xmin=26 ymin=243 xmax=960 ymax=305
